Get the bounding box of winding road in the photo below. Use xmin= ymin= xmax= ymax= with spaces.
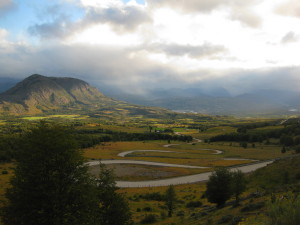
xmin=88 ymin=139 xmax=274 ymax=188
xmin=115 ymin=160 xmax=273 ymax=187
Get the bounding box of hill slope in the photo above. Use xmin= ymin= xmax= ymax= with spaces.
xmin=0 ymin=74 xmax=170 ymax=117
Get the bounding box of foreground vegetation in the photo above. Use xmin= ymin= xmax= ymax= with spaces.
xmin=1 ymin=123 xmax=132 ymax=225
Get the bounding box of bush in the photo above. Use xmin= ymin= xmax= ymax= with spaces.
xmin=140 ymin=214 xmax=157 ymax=224
xmin=140 ymin=192 xmax=165 ymax=201
xmin=266 ymin=193 xmax=300 ymax=225
xmin=176 ymin=211 xmax=185 ymax=217
xmin=240 ymin=202 xmax=265 ymax=212
xmin=186 ymin=201 xmax=202 ymax=208
xmin=218 ymin=215 xmax=242 ymax=225
xmin=143 ymin=206 xmax=152 ymax=212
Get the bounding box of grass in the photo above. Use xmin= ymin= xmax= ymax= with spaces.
xmin=0 ymin=163 xmax=13 ymax=208
xmin=89 ymin=164 xmax=211 ymax=181
xmin=118 ymin=182 xmax=208 ymax=224
xmin=195 ymin=126 xmax=237 ymax=139
xmin=0 ymin=116 xmax=298 ymax=225
xmin=22 ymin=114 xmax=89 ymax=121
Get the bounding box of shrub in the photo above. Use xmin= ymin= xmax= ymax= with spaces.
xmin=176 ymin=211 xmax=185 ymax=217
xmin=240 ymin=202 xmax=265 ymax=212
xmin=186 ymin=201 xmax=202 ymax=208
xmin=140 ymin=214 xmax=157 ymax=224
xmin=143 ymin=206 xmax=152 ymax=212
xmin=266 ymin=193 xmax=300 ymax=225
xmin=140 ymin=192 xmax=165 ymax=201
xmin=218 ymin=215 xmax=242 ymax=225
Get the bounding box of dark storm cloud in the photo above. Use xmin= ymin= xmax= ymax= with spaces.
xmin=147 ymin=0 xmax=262 ymax=28
xmin=146 ymin=43 xmax=227 ymax=59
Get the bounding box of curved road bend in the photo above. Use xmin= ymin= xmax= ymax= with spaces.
xmin=87 ymin=160 xmax=208 ymax=169
xmin=114 ymin=160 xmax=273 ymax=188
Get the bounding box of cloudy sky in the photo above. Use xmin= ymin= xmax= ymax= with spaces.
xmin=0 ymin=0 xmax=300 ymax=95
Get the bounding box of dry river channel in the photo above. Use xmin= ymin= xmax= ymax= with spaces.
xmin=87 ymin=142 xmax=273 ymax=188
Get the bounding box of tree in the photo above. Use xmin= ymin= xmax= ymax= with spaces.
xmin=95 ymin=163 xmax=132 ymax=225
xmin=165 ymin=185 xmax=176 ymax=217
xmin=205 ymin=167 xmax=232 ymax=207
xmin=231 ymin=170 xmax=247 ymax=205
xmin=280 ymin=135 xmax=294 ymax=146
xmin=2 ymin=122 xmax=98 ymax=225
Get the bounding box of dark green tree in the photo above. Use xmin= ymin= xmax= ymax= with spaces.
xmin=231 ymin=170 xmax=247 ymax=205
xmin=205 ymin=167 xmax=233 ymax=207
xmin=280 ymin=135 xmax=294 ymax=146
xmin=165 ymin=185 xmax=176 ymax=217
xmin=2 ymin=122 xmax=98 ymax=225
xmin=95 ymin=163 xmax=132 ymax=225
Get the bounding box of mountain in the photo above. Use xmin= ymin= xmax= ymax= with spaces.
xmin=0 ymin=74 xmax=170 ymax=117
xmin=111 ymin=89 xmax=300 ymax=116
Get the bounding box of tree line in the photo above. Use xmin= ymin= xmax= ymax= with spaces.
xmin=209 ymin=120 xmax=300 ymax=148
xmin=0 ymin=126 xmax=193 ymax=162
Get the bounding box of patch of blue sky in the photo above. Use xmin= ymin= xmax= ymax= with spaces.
xmin=122 ymin=0 xmax=145 ymax=5
xmin=0 ymin=0 xmax=84 ymax=41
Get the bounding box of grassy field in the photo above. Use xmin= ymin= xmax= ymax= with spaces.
xmin=1 ymin=115 xmax=299 ymax=225
xmin=0 ymin=163 xmax=13 ymax=209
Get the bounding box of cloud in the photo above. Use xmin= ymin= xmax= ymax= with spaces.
xmin=281 ymin=31 xmax=299 ymax=44
xmin=148 ymin=0 xmax=226 ymax=13
xmin=0 ymin=0 xmax=15 ymax=17
xmin=229 ymin=7 xmax=261 ymax=28
xmin=28 ymin=15 xmax=75 ymax=40
xmin=84 ymin=4 xmax=151 ymax=33
xmin=29 ymin=2 xmax=151 ymax=40
xmin=0 ymin=29 xmax=8 ymax=40
xmin=276 ymin=0 xmax=300 ymax=18
xmin=148 ymin=0 xmax=262 ymax=28
xmin=1 ymin=39 xmax=300 ymax=96
xmin=146 ymin=43 xmax=227 ymax=59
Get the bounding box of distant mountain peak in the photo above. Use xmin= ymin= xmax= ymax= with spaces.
xmin=0 ymin=74 xmax=110 ymax=114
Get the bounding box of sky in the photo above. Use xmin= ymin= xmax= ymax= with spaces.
xmin=0 ymin=0 xmax=300 ymax=96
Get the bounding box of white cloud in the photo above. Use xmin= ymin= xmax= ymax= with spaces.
xmin=0 ymin=29 xmax=8 ymax=40
xmin=148 ymin=0 xmax=262 ymax=28
xmin=276 ymin=0 xmax=300 ymax=18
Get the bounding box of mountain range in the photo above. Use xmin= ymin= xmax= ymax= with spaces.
xmin=0 ymin=74 xmax=170 ymax=117
xmin=1 ymin=74 xmax=300 ymax=117
xmin=108 ymin=89 xmax=300 ymax=116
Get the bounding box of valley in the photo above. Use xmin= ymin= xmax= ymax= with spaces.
xmin=0 ymin=75 xmax=300 ymax=225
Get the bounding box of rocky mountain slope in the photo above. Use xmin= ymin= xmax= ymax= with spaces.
xmin=0 ymin=74 xmax=169 ymax=117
